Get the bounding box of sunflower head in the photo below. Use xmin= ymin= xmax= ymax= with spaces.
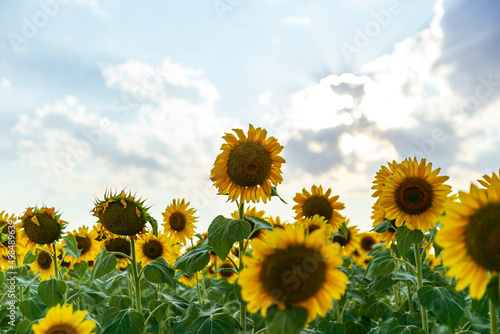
xmin=32 ymin=303 xmax=96 ymax=334
xmin=162 ymin=199 xmax=198 ymax=245
xmin=217 ymin=259 xmax=239 ymax=283
xmin=91 ymin=189 xmax=153 ymax=236
xmin=20 ymin=207 xmax=66 ymax=252
xmin=377 ymin=158 xmax=452 ymax=232
xmin=357 ymin=232 xmax=381 ymax=255
xmin=64 ymin=226 xmax=101 ymax=264
xmin=210 ymin=124 xmax=285 ymax=204
xmin=31 ymin=247 xmax=56 ymax=280
xmin=436 ymin=179 xmax=500 ymax=299
xmin=477 ymin=169 xmax=500 ymax=188
xmin=331 ymin=219 xmax=361 ymax=256
xmin=293 ymin=185 xmax=345 ymax=232
xmin=239 ymin=224 xmax=348 ymax=323
xmin=135 ymin=232 xmax=174 ymax=266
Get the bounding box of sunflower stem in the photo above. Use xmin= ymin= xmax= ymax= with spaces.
xmin=238 ymin=202 xmax=247 ymax=333
xmin=195 ymin=273 xmax=204 ymax=307
xmin=52 ymin=243 xmax=61 ymax=281
xmin=490 ymin=299 xmax=498 ymax=334
xmin=414 ymin=243 xmax=429 ymax=334
xmin=130 ymin=238 xmax=142 ymax=313
xmin=406 ymin=280 xmax=414 ymax=313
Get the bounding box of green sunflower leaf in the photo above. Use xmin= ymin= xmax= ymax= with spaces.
xmin=171 ymin=304 xmax=236 ymax=334
xmin=22 ymin=250 xmax=38 ymax=265
xmin=378 ymin=318 xmax=426 ymax=334
xmin=62 ymin=233 xmax=82 ymax=259
xmin=174 ymin=241 xmax=211 ymax=276
xmin=245 ymin=215 xmax=274 ymax=237
xmin=91 ymin=248 xmax=117 ymax=281
xmin=37 ymin=278 xmax=67 ymax=307
xmin=109 ymin=295 xmax=132 ymax=309
xmin=395 ymin=225 xmax=424 ymax=260
xmin=208 ymin=215 xmax=250 ymax=261
xmin=372 ymin=219 xmax=391 ymax=233
xmin=324 ymin=322 xmax=346 ymax=334
xmin=101 ymin=308 xmax=145 ymax=334
xmin=265 ymin=305 xmax=308 ymax=334
xmin=159 ymin=292 xmax=190 ymax=315
xmin=19 ymin=298 xmax=48 ymax=320
xmin=486 ymin=275 xmax=500 ymax=307
xmin=365 ymin=248 xmax=396 ymax=276
xmin=148 ymin=216 xmax=159 ymax=237
xmin=15 ymin=319 xmax=37 ymax=334
xmin=418 ymin=284 xmax=466 ymax=329
xmin=143 ymin=257 xmax=176 ymax=287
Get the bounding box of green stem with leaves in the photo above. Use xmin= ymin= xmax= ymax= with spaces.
xmin=490 ymin=299 xmax=498 ymax=334
xmin=238 ymin=202 xmax=247 ymax=332
xmin=414 ymin=244 xmax=428 ymax=334
xmin=196 ymin=273 xmax=204 ymax=307
xmin=130 ymin=238 xmax=142 ymax=313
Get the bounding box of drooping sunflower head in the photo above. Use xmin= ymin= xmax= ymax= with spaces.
xmin=231 ymin=206 xmax=266 ymax=240
xmin=177 ymin=270 xmax=198 ymax=287
xmin=210 ymin=124 xmax=285 ymax=204
xmin=31 ymin=303 xmax=96 ymax=334
xmin=162 ymin=199 xmax=198 ymax=245
xmin=91 ymin=189 xmax=153 ymax=237
xmin=19 ymin=206 xmax=66 ymax=253
xmin=135 ymin=231 xmax=174 ymax=266
xmin=293 ymin=185 xmax=345 ymax=232
xmin=436 ymin=179 xmax=500 ymax=299
xmin=357 ymin=232 xmax=381 ymax=255
xmin=31 ymin=247 xmax=56 ymax=281
xmin=378 ymin=157 xmax=452 ymax=232
xmin=331 ymin=219 xmax=360 ymax=256
xmin=239 ymin=224 xmax=348 ymax=323
xmin=63 ymin=226 xmax=102 ymax=265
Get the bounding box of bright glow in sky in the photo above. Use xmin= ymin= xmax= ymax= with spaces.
xmin=1 ymin=0 xmax=500 ymax=234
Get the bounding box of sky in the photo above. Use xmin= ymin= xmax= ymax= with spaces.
xmin=1 ymin=0 xmax=500 ymax=234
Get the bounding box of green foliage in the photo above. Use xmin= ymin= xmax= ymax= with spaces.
xmin=265 ymin=305 xmax=309 ymax=334
xmin=174 ymin=241 xmax=212 ymax=276
xmin=37 ymin=278 xmax=67 ymax=307
xmin=208 ymin=215 xmax=250 ymax=261
xmin=394 ymin=225 xmax=424 ymax=260
xmin=62 ymin=233 xmax=82 ymax=259
xmin=172 ymin=304 xmax=236 ymax=334
xmin=91 ymin=248 xmax=117 ymax=281
xmin=143 ymin=257 xmax=176 ymax=287
xmin=101 ymin=308 xmax=145 ymax=334
xmin=418 ymin=284 xmax=466 ymax=329
xmin=366 ymin=248 xmax=396 ymax=276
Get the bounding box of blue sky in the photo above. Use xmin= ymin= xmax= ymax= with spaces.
xmin=1 ymin=0 xmax=500 ymax=233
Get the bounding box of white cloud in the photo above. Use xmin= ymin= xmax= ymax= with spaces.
xmin=258 ymin=90 xmax=273 ymax=105
xmin=0 ymin=77 xmax=11 ymax=89
xmin=280 ymin=16 xmax=311 ymax=26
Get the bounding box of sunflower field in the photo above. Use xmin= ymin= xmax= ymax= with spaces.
xmin=1 ymin=124 xmax=499 ymax=334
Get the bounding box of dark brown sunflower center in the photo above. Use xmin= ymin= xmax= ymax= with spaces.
xmin=38 ymin=251 xmax=52 ymax=270
xmin=46 ymin=324 xmax=78 ymax=334
xmin=99 ymin=201 xmax=144 ymax=236
xmin=332 ymin=229 xmax=351 ymax=246
xmin=308 ymin=224 xmax=320 ymax=234
xmin=2 ymin=224 xmax=12 ymax=247
xmin=169 ymin=212 xmax=186 ymax=232
xmin=75 ymin=235 xmax=92 ymax=255
xmin=227 ymin=142 xmax=272 ymax=187
xmin=395 ymin=178 xmax=433 ymax=215
xmin=302 ymin=196 xmax=333 ymax=221
xmin=361 ymin=236 xmax=377 ymax=252
xmin=261 ymin=246 xmax=326 ymax=304
xmin=464 ymin=204 xmax=500 ymax=271
xmin=219 ymin=262 xmax=235 ymax=278
xmin=106 ymin=238 xmax=131 ymax=259
xmin=23 ymin=214 xmax=62 ymax=245
xmin=143 ymin=240 xmax=163 ymax=260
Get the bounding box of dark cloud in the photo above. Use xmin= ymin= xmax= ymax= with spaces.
xmin=437 ymin=0 xmax=500 ymax=109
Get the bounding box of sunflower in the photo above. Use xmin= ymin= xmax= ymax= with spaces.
xmin=104 ymin=236 xmax=131 ymax=269
xmin=0 ymin=212 xmax=26 ymax=263
xmin=371 ymin=203 xmax=398 ymax=245
xmin=32 ymin=303 xmax=96 ymax=334
xmin=91 ymin=189 xmax=153 ymax=236
xmin=210 ymin=124 xmax=285 ymax=204
xmin=162 ymin=199 xmax=198 ymax=245
xmin=297 ymin=214 xmax=332 ymax=241
xmin=436 ymin=180 xmax=500 ymax=299
xmin=55 ymin=242 xmax=73 ymax=271
xmin=239 ymin=224 xmax=348 ymax=323
xmin=267 ymin=215 xmax=290 ymax=230
xmin=63 ymin=226 xmax=101 ymax=265
xmin=293 ymin=185 xmax=345 ymax=232
xmin=178 ymin=271 xmax=198 ymax=287
xmin=378 ymin=158 xmax=452 ymax=232
xmin=217 ymin=259 xmax=239 ymax=283
xmin=371 ymin=160 xmax=399 ymax=198
xmin=331 ymin=219 xmax=361 ymax=256
xmin=357 ymin=232 xmax=381 ymax=256
xmin=19 ymin=207 xmax=66 ymax=254
xmin=135 ymin=232 xmax=174 ymax=266
xmin=478 ymin=169 xmax=500 ymax=188
xmin=231 ymin=206 xmax=266 ymax=240
xmin=31 ymin=247 xmax=56 ymax=281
